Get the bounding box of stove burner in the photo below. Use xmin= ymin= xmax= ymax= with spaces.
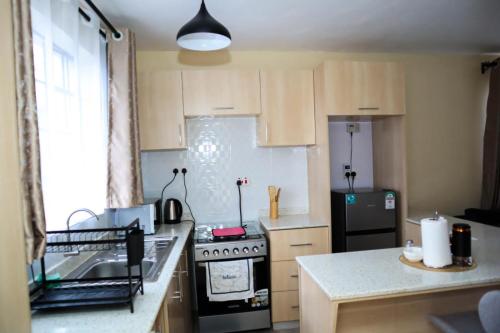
xmin=212 ymin=226 xmax=246 ymax=242
xmin=194 ymin=222 xmax=263 ymax=244
xmin=194 ymin=223 xmax=267 ymax=261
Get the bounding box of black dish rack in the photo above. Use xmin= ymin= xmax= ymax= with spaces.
xmin=30 ymin=219 xmax=144 ymax=313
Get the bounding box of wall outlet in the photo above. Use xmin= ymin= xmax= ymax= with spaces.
xmin=342 ymin=164 xmax=351 ymax=177
xmin=346 ymin=123 xmax=360 ymax=133
xmin=237 ymin=177 xmax=250 ymax=186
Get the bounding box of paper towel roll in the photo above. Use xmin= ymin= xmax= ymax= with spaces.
xmin=421 ymin=216 xmax=452 ymax=268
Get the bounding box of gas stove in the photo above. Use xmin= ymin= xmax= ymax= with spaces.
xmin=193 ymin=223 xmax=267 ymax=261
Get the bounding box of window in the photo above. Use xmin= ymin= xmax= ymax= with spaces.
xmin=31 ymin=0 xmax=108 ymax=231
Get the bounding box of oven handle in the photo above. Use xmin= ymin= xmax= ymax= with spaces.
xmin=196 ymin=257 xmax=265 ymax=267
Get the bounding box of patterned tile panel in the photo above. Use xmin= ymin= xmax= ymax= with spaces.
xmin=142 ymin=117 xmax=308 ymax=225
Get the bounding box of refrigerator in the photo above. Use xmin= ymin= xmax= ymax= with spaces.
xmin=331 ymin=188 xmax=397 ymax=252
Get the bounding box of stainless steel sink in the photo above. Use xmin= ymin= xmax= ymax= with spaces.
xmin=68 ymin=236 xmax=177 ymax=282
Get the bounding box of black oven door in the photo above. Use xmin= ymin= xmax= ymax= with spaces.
xmin=195 ymin=256 xmax=269 ymax=316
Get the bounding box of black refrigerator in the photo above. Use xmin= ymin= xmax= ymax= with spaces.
xmin=331 ymin=188 xmax=397 ymax=252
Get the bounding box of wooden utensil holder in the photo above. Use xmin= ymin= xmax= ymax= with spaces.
xmin=270 ymin=201 xmax=279 ymax=219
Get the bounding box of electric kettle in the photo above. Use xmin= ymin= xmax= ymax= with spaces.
xmin=164 ymin=198 xmax=183 ymax=224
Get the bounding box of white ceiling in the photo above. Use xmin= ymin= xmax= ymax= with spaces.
xmin=92 ymin=0 xmax=500 ymax=53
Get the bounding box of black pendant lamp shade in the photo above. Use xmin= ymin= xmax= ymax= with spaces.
xmin=176 ymin=0 xmax=231 ymax=51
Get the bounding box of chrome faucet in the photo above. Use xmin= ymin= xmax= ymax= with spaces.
xmin=64 ymin=208 xmax=100 ymax=256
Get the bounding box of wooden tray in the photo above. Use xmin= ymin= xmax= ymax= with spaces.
xmin=399 ymin=255 xmax=477 ymax=272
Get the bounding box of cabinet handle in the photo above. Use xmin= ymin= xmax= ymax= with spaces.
xmin=265 ymin=121 xmax=269 ymax=143
xmin=178 ymin=124 xmax=182 ymax=145
xmin=291 ymin=305 xmax=300 ymax=309
xmin=213 ymin=106 xmax=235 ymax=110
xmin=170 ymin=292 xmax=182 ymax=300
xmin=290 ymin=274 xmax=299 ymax=278
xmin=184 ymin=250 xmax=188 ymax=270
xmin=358 ymin=107 xmax=380 ymax=111
xmin=290 ymin=243 xmax=313 ymax=247
xmin=178 ymin=269 xmax=183 ymax=302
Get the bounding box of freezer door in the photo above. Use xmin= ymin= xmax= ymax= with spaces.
xmin=345 ymin=192 xmax=396 ymax=232
xmin=346 ymin=232 xmax=396 ymax=252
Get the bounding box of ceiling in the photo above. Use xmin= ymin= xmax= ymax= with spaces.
xmin=92 ymin=0 xmax=500 ymax=53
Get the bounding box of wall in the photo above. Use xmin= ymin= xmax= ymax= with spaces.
xmin=328 ymin=121 xmax=374 ymax=190
xmin=142 ymin=117 xmax=308 ymax=224
xmin=137 ymin=50 xmax=489 ymax=216
xmin=0 ymin=1 xmax=31 ymax=332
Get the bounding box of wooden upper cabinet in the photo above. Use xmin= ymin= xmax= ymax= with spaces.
xmin=138 ymin=70 xmax=186 ymax=150
xmin=320 ymin=61 xmax=405 ymax=116
xmin=258 ymin=70 xmax=315 ymax=146
xmin=182 ymin=70 xmax=261 ymax=116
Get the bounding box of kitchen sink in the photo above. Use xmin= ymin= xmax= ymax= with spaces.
xmin=77 ymin=260 xmax=155 ymax=279
xmin=68 ymin=236 xmax=177 ymax=282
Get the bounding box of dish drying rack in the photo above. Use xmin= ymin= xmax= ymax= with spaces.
xmin=30 ymin=219 xmax=144 ymax=313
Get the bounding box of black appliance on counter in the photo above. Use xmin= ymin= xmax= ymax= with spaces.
xmin=164 ymin=198 xmax=183 ymax=224
xmin=30 ymin=220 xmax=144 ymax=313
xmin=331 ymin=188 xmax=397 ymax=252
xmin=191 ymin=223 xmax=271 ymax=333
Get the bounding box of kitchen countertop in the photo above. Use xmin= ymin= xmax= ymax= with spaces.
xmin=259 ymin=214 xmax=329 ymax=231
xmin=296 ymin=217 xmax=500 ymax=301
xmin=31 ymin=221 xmax=193 ymax=333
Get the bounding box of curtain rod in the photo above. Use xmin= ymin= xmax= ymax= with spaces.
xmin=78 ymin=7 xmax=107 ymax=39
xmin=78 ymin=0 xmax=122 ymax=40
xmin=481 ymin=58 xmax=499 ymax=74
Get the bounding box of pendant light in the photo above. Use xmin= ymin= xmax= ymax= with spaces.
xmin=176 ymin=0 xmax=231 ymax=51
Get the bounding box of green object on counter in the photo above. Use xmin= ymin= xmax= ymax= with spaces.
xmin=35 ymin=272 xmax=61 ymax=288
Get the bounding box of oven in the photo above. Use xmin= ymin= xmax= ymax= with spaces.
xmin=192 ymin=237 xmax=271 ymax=332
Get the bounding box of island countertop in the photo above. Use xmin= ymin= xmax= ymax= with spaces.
xmin=296 ymin=218 xmax=500 ymax=302
xmin=31 ymin=221 xmax=193 ymax=333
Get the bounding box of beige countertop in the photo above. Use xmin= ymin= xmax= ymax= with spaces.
xmin=259 ymin=213 xmax=329 ymax=231
xmin=297 ymin=217 xmax=500 ymax=301
xmin=31 ymin=222 xmax=193 ymax=333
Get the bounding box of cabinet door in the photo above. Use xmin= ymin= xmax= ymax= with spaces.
xmin=269 ymin=227 xmax=329 ymax=261
xmin=179 ymin=250 xmax=192 ymax=332
xmin=154 ymin=246 xmax=192 ymax=333
xmin=258 ymin=70 xmax=315 ymax=146
xmin=182 ymin=70 xmax=261 ymax=116
xmin=138 ymin=70 xmax=186 ymax=150
xmin=164 ymin=265 xmax=184 ymax=333
xmin=324 ymin=61 xmax=405 ymax=116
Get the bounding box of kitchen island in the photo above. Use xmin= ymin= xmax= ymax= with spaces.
xmin=296 ymin=216 xmax=500 ymax=332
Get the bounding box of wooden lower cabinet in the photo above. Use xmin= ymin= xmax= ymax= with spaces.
xmin=153 ymin=248 xmax=192 ymax=333
xmin=272 ymin=290 xmax=300 ymax=322
xmin=269 ymin=227 xmax=329 ymax=261
xmin=267 ymin=226 xmax=329 ymax=324
xmin=271 ymin=260 xmax=299 ymax=292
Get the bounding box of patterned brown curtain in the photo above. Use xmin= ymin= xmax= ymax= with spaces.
xmin=481 ymin=66 xmax=500 ymax=210
xmin=107 ymin=28 xmax=144 ymax=208
xmin=11 ymin=0 xmax=47 ymax=263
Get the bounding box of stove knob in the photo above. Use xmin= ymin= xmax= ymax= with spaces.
xmin=213 ymin=249 xmax=219 ymax=256
xmin=243 ymin=247 xmax=249 ymax=254
xmin=202 ymin=250 xmax=209 ymax=257
xmin=252 ymin=246 xmax=259 ymax=253
xmin=223 ymin=249 xmax=229 ymax=256
xmin=233 ymin=248 xmax=240 ymax=255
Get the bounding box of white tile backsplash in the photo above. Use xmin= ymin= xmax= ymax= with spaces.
xmin=142 ymin=117 xmax=308 ymax=225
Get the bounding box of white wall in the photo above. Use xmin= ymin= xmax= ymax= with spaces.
xmin=141 ymin=117 xmax=308 ymax=225
xmin=329 ymin=121 xmax=374 ymax=190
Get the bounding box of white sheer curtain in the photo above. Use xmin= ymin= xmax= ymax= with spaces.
xmin=30 ymin=0 xmax=108 ymax=230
